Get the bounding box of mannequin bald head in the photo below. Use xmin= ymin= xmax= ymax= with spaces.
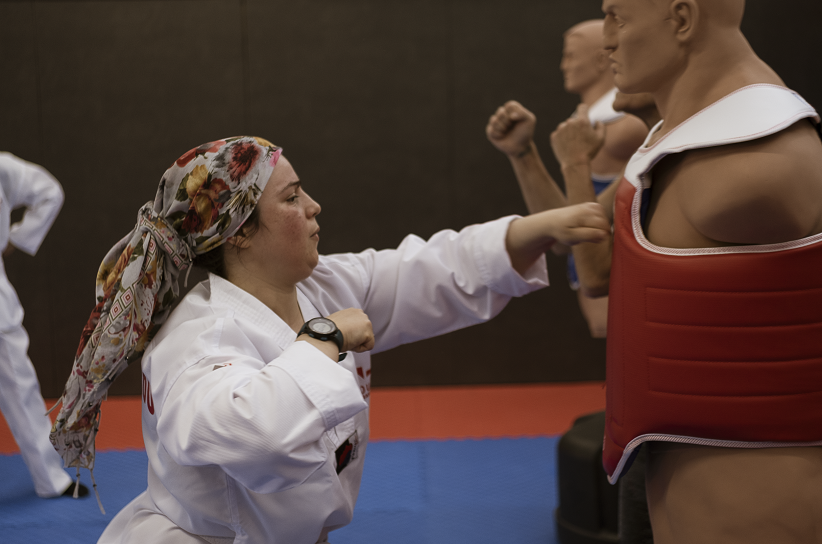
xmin=623 ymin=0 xmax=744 ymax=28
xmin=566 ymin=19 xmax=605 ymax=42
xmin=602 ymin=0 xmax=750 ymax=96
xmin=561 ymin=19 xmax=613 ymax=98
xmin=696 ymin=0 xmax=744 ymax=28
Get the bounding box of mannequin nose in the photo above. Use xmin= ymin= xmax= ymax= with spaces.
xmin=603 ymin=19 xmax=618 ymax=51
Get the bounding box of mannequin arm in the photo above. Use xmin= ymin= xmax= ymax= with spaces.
xmin=509 ymin=141 xmax=568 ymax=214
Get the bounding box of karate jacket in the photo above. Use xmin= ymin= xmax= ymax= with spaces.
xmin=105 ymin=215 xmax=548 ymax=544
xmin=0 ymin=152 xmax=64 ymax=330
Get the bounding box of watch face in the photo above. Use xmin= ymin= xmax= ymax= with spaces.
xmin=310 ymin=318 xmax=335 ymax=335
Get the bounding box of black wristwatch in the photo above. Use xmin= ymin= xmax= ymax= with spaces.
xmin=298 ymin=317 xmax=347 ymax=361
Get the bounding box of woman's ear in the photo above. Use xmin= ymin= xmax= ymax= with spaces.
xmin=227 ymin=233 xmax=251 ymax=250
xmin=671 ymin=0 xmax=698 ymax=44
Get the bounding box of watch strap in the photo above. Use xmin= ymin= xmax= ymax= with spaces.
xmin=298 ymin=318 xmax=347 ymax=361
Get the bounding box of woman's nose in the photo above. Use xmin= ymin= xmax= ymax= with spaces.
xmin=306 ymin=192 xmax=321 ymax=217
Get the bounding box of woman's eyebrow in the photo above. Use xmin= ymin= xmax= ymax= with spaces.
xmin=278 ymin=180 xmax=301 ymax=194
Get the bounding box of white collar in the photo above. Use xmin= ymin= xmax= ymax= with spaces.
xmin=208 ymin=273 xmax=321 ymax=351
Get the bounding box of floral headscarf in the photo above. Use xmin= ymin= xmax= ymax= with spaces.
xmin=50 ymin=137 xmax=282 ymax=509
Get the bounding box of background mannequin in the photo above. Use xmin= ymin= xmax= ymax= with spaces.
xmin=486 ymin=19 xmax=646 ymax=338
xmin=560 ymin=20 xmax=646 ymax=179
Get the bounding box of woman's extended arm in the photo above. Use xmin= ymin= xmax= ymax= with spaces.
xmin=505 ymin=203 xmax=610 ymax=276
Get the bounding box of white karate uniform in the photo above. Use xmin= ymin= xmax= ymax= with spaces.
xmin=0 ymin=152 xmax=71 ymax=497
xmin=99 ymin=216 xmax=548 ymax=544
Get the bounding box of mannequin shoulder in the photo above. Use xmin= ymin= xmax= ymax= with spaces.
xmin=602 ymin=114 xmax=649 ymax=162
xmin=669 ymin=120 xmax=822 ymax=244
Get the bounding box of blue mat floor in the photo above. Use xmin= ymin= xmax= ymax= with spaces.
xmin=0 ymin=436 xmax=561 ymax=543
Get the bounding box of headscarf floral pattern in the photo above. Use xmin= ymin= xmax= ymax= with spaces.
xmin=50 ymin=137 xmax=281 ymax=508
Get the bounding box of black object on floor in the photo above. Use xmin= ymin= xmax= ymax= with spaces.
xmin=555 ymin=411 xmax=621 ymax=543
xmin=555 ymin=411 xmax=654 ymax=544
xmin=60 ymin=482 xmax=89 ymax=498
xmin=619 ymin=446 xmax=654 ymax=544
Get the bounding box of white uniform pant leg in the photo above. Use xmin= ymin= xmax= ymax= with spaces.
xmin=0 ymin=322 xmax=72 ymax=497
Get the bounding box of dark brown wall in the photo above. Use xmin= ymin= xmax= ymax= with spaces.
xmin=2 ymin=0 xmax=821 ymax=398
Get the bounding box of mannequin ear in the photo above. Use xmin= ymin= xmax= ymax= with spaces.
xmin=670 ymin=0 xmax=698 ymax=43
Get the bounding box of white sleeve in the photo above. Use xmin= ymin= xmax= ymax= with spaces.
xmin=0 ymin=153 xmax=64 ymax=255
xmin=157 ymin=324 xmax=367 ymax=494
xmin=333 ymin=215 xmax=549 ymax=353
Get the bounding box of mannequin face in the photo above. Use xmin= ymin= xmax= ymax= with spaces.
xmin=602 ymin=0 xmax=685 ymax=94
xmin=560 ymin=30 xmax=607 ymax=95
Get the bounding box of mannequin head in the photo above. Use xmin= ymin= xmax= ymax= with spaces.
xmin=602 ymin=0 xmax=747 ymax=95
xmin=561 ymin=20 xmax=613 ymax=97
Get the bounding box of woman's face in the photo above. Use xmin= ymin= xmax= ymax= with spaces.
xmin=238 ymin=156 xmax=322 ymax=285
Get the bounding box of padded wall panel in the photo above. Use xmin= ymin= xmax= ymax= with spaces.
xmin=244 ymin=0 xmax=453 ymax=253
xmin=0 ymin=0 xmax=819 ymax=396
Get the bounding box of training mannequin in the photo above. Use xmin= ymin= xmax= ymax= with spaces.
xmin=486 ymin=19 xmax=646 ymax=338
xmin=576 ymin=1 xmax=822 ymax=542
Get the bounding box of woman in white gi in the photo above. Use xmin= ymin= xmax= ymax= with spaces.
xmin=0 ymin=153 xmax=82 ymax=498
xmin=50 ymin=137 xmax=608 ymax=543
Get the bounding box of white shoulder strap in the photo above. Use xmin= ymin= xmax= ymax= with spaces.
xmin=587 ymin=87 xmax=625 ymax=126
xmin=625 ymin=85 xmax=819 ymax=188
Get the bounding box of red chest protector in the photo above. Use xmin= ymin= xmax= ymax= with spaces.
xmin=604 ymin=85 xmax=822 ymax=482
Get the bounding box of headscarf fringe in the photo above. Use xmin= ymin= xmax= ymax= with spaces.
xmin=45 ymin=398 xmax=61 ymax=416
xmin=183 ymin=260 xmax=193 ymax=288
xmin=73 ymin=467 xmax=80 ymax=499
xmin=90 ymin=468 xmax=105 ymax=515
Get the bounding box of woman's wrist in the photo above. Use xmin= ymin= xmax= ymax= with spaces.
xmin=297 ymin=334 xmax=341 ymax=362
